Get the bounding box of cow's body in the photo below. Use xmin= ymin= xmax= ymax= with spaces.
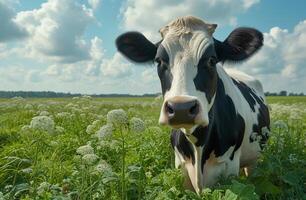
xmin=116 ymin=15 xmax=270 ymax=193
xmin=171 ymin=66 xmax=269 ymax=192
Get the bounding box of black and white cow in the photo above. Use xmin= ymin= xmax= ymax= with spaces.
xmin=116 ymin=16 xmax=270 ymax=193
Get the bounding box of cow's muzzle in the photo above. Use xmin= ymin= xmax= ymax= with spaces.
xmin=159 ymin=96 xmax=203 ymax=128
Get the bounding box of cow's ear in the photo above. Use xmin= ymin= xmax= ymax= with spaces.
xmin=116 ymin=31 xmax=157 ymax=63
xmin=214 ymin=27 xmax=263 ymax=62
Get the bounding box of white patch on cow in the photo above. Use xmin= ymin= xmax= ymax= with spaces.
xmin=225 ymin=67 xmax=266 ymax=101
xmin=203 ymin=146 xmax=241 ymax=187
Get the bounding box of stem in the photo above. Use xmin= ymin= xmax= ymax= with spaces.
xmin=120 ymin=127 xmax=126 ymax=200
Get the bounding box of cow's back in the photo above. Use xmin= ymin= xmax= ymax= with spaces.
xmin=225 ymin=68 xmax=265 ymax=100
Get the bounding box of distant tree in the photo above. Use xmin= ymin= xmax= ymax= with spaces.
xmin=279 ymin=90 xmax=287 ymax=96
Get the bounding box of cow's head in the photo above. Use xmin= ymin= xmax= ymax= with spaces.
xmin=116 ymin=16 xmax=263 ymax=133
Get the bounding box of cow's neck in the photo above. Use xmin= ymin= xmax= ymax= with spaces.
xmin=183 ymin=65 xmax=243 ymax=192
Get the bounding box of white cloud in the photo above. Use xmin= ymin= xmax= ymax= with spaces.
xmin=88 ymin=0 xmax=101 ymax=10
xmin=120 ymin=0 xmax=260 ymax=41
xmin=226 ymin=20 xmax=306 ymax=93
xmin=0 ymin=1 xmax=28 ymax=42
xmin=15 ymin=0 xmax=94 ymax=63
xmin=85 ymin=37 xmax=104 ymax=76
xmin=101 ymin=53 xmax=133 ymax=78
xmin=141 ymin=67 xmax=158 ymax=83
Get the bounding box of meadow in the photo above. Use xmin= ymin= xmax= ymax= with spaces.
xmin=0 ymin=96 xmax=305 ymax=200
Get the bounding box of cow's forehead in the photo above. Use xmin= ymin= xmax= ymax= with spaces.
xmin=160 ymin=31 xmax=214 ymax=65
xmin=158 ymin=16 xmax=216 ymax=63
xmin=159 ymin=16 xmax=217 ymax=38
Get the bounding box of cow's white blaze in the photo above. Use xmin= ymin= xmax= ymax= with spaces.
xmin=158 ymin=23 xmax=216 ymax=132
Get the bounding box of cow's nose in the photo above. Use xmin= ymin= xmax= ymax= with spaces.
xmin=165 ymin=99 xmax=199 ymax=125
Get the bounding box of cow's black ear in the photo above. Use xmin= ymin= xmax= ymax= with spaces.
xmin=214 ymin=27 xmax=263 ymax=62
xmin=116 ymin=31 xmax=157 ymax=63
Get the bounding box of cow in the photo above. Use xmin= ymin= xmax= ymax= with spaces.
xmin=115 ymin=16 xmax=270 ymax=193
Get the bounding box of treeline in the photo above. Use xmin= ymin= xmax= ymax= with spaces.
xmin=0 ymin=91 xmax=160 ymax=98
xmin=0 ymin=90 xmax=304 ymax=98
xmin=265 ymin=91 xmax=305 ymax=96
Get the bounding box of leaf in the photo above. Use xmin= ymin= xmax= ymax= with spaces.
xmin=281 ymin=172 xmax=299 ymax=186
xmin=224 ymin=189 xmax=238 ymax=200
xmin=229 ymin=180 xmax=259 ymax=200
xmin=252 ymin=176 xmax=281 ymax=196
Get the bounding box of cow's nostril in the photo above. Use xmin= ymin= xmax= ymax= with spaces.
xmin=189 ymin=102 xmax=199 ymax=116
xmin=166 ymin=102 xmax=175 ymax=115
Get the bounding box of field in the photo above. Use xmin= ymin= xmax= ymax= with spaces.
xmin=0 ymin=96 xmax=305 ymax=200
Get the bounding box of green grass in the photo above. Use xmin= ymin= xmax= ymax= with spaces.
xmin=0 ymin=96 xmax=305 ymax=199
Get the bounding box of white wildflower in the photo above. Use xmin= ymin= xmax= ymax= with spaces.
xmin=76 ymin=144 xmax=94 ymax=156
xmin=55 ymin=126 xmax=65 ymax=134
xmin=82 ymin=153 xmax=99 ymax=165
xmin=24 ymin=104 xmax=33 ymax=109
xmin=39 ymin=111 xmax=50 ymax=116
xmin=288 ymin=154 xmax=297 ymax=164
xmin=130 ymin=117 xmax=145 ymax=133
xmin=95 ymin=160 xmax=112 ymax=173
xmin=65 ymin=103 xmax=75 ymax=109
xmin=29 ymin=116 xmax=55 ymax=134
xmin=148 ymin=126 xmax=163 ymax=134
xmin=96 ymin=124 xmax=113 ymax=140
xmin=289 ymin=112 xmax=302 ymax=121
xmin=56 ymin=112 xmax=72 ymax=119
xmin=72 ymin=96 xmax=80 ymax=100
xmin=37 ymin=104 xmax=48 ymax=110
xmin=82 ymin=95 xmax=92 ymax=100
xmin=145 ymin=171 xmax=152 ymax=179
xmin=11 ymin=96 xmax=24 ymax=101
xmin=273 ymin=120 xmax=288 ymax=130
xmin=21 ymin=167 xmax=33 ymax=174
xmin=37 ymin=182 xmax=51 ymax=196
xmin=107 ymin=109 xmax=128 ymax=126
xmin=20 ymin=125 xmax=31 ymax=133
xmin=86 ymin=120 xmax=101 ymax=134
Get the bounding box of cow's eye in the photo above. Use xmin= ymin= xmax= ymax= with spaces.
xmin=155 ymin=58 xmax=168 ymax=70
xmin=154 ymin=57 xmax=162 ymax=66
xmin=207 ymin=56 xmax=217 ymax=67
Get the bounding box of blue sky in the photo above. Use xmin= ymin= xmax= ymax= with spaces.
xmin=1 ymin=0 xmax=306 ymax=94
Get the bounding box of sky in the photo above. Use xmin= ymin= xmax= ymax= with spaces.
xmin=0 ymin=0 xmax=306 ymax=94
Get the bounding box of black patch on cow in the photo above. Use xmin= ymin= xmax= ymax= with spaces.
xmin=194 ymin=45 xmax=218 ymax=103
xmin=196 ymin=77 xmax=247 ymax=171
xmin=171 ymin=76 xmax=247 ymax=172
xmin=156 ymin=45 xmax=173 ymax=95
xmin=232 ymin=78 xmax=270 ymax=149
xmin=251 ymin=104 xmax=270 ymax=149
xmin=214 ymin=27 xmax=263 ymax=63
xmin=116 ymin=32 xmax=157 ymax=63
xmin=232 ymin=79 xmax=257 ymax=112
xmin=171 ymin=129 xmax=195 ymax=164
xmin=205 ymin=78 xmax=246 ymax=162
xmin=230 ymin=114 xmax=245 ymax=160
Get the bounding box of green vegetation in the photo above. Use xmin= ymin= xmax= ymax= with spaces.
xmin=0 ymin=96 xmax=305 ymax=199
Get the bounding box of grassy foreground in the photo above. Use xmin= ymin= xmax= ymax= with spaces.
xmin=0 ymin=96 xmax=305 ymax=199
